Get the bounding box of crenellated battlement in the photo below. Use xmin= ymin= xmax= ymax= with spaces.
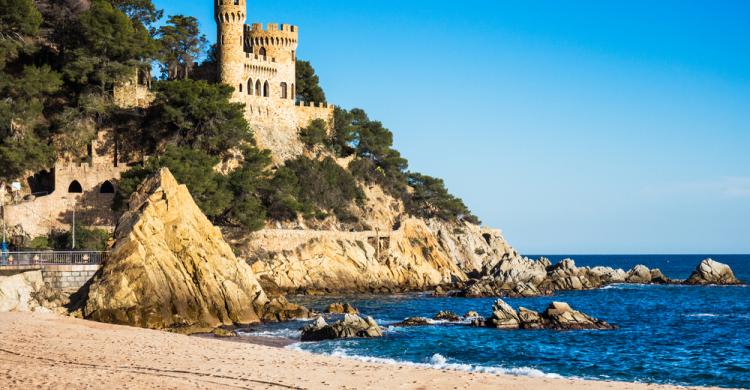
xmin=248 ymin=23 xmax=298 ymax=34
xmin=295 ymin=100 xmax=334 ymax=109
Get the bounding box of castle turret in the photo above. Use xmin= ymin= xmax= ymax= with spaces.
xmin=247 ymin=23 xmax=298 ymax=64
xmin=216 ymin=0 xmax=247 ymax=94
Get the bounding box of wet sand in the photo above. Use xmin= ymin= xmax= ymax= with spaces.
xmin=0 ymin=312 xmax=719 ymax=389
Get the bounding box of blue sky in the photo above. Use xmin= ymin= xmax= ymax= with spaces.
xmin=154 ymin=0 xmax=750 ymax=254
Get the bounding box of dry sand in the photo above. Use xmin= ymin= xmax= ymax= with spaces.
xmin=0 ymin=312 xmax=714 ymax=389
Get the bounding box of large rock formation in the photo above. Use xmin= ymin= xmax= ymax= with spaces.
xmin=83 ymin=168 xmax=270 ymax=333
xmin=301 ymin=314 xmax=383 ymax=341
xmin=241 ymin=218 xmax=472 ymax=294
xmin=685 ymin=259 xmax=742 ymax=285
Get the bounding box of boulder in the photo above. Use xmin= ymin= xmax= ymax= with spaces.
xmin=541 ymin=302 xmax=615 ymax=330
xmin=486 ymin=299 xmax=520 ymax=329
xmin=301 ymin=314 xmax=383 ymax=341
xmin=83 ymin=168 xmax=270 ymax=333
xmin=393 ymin=317 xmax=432 ymax=327
xmin=517 ymin=307 xmax=543 ymax=329
xmin=626 ymin=265 xmax=652 ymax=283
xmin=464 ymin=310 xmax=480 ymax=319
xmin=324 ymin=302 xmax=359 ymax=315
xmin=433 ymin=310 xmax=461 ymax=322
xmin=262 ymin=297 xmax=311 ymax=322
xmin=0 ymin=270 xmax=48 ymax=313
xmin=685 ymin=259 xmax=741 ymax=285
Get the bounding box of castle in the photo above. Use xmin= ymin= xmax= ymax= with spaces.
xmin=216 ymin=0 xmax=334 ymax=162
xmin=1 ymin=0 xmax=333 ymax=241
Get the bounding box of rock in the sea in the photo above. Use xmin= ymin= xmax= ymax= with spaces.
xmin=0 ymin=270 xmax=49 ymax=313
xmin=464 ymin=310 xmax=480 ymax=319
xmin=472 ymin=300 xmax=615 ymax=331
xmin=83 ymin=168 xmax=271 ymax=333
xmin=325 ymin=302 xmax=359 ymax=315
xmin=487 ymin=299 xmax=520 ymax=329
xmin=434 ymin=310 xmax=461 ymax=322
xmin=625 ymin=265 xmax=653 ymax=283
xmin=541 ymin=302 xmax=615 ymax=330
xmin=685 ymin=259 xmax=741 ymax=285
xmin=301 ymin=314 xmax=383 ymax=341
xmin=393 ymin=317 xmax=433 ymax=327
xmin=262 ymin=297 xmax=311 ymax=322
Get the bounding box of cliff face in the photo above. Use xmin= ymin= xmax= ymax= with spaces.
xmin=83 ymin=168 xmax=269 ymax=333
xmin=234 ymin=216 xmax=520 ymax=295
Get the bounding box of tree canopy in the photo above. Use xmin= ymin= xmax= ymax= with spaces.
xmin=295 ymin=60 xmax=326 ymax=103
xmin=157 ymin=15 xmax=207 ymax=80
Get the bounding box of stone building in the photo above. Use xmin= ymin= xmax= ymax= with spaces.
xmin=216 ymin=0 xmax=334 ymax=162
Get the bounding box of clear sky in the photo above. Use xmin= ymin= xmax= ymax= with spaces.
xmin=153 ymin=0 xmax=750 ymax=254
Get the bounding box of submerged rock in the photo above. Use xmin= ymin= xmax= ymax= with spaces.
xmin=433 ymin=310 xmax=461 ymax=322
xmin=83 ymin=168 xmax=271 ymax=333
xmin=464 ymin=310 xmax=480 ymax=319
xmin=325 ymin=302 xmax=359 ymax=315
xmin=393 ymin=317 xmax=433 ymax=327
xmin=685 ymin=259 xmax=741 ymax=285
xmin=301 ymin=314 xmax=383 ymax=341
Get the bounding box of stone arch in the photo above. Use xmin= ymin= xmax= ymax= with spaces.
xmin=263 ymin=81 xmax=270 ymax=97
xmin=255 ymin=80 xmax=262 ymax=96
xmin=68 ymin=180 xmax=83 ymax=193
xmin=238 ymin=83 xmax=243 ymax=92
xmin=280 ymin=82 xmax=288 ymax=99
xmin=247 ymin=78 xmax=253 ymax=95
xmin=100 ymin=180 xmax=115 ymax=194
xmin=259 ymin=47 xmax=266 ymax=57
xmin=224 ymin=12 xmax=229 ymax=23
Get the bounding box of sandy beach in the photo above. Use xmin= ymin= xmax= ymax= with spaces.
xmin=0 ymin=312 xmax=717 ymax=390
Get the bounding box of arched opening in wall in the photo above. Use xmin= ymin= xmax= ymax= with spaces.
xmin=291 ymin=84 xmax=295 ymax=99
xmin=68 ymin=180 xmax=83 ymax=193
xmin=239 ymin=83 xmax=243 ymax=93
xmin=263 ymin=81 xmax=270 ymax=97
xmin=280 ymin=82 xmax=288 ymax=99
xmin=292 ymin=50 xmax=295 ymax=61
xmin=234 ymin=0 xmax=239 ymax=4
xmin=247 ymin=78 xmax=253 ymax=95
xmin=255 ymin=80 xmax=262 ymax=96
xmin=259 ymin=47 xmax=266 ymax=57
xmin=100 ymin=181 xmax=115 ymax=194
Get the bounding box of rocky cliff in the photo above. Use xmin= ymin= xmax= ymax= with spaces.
xmin=83 ymin=168 xmax=270 ymax=333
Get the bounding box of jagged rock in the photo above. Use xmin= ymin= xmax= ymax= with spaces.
xmin=487 ymin=299 xmax=520 ymax=329
xmin=325 ymin=302 xmax=359 ymax=315
xmin=262 ymin=297 xmax=311 ymax=322
xmin=685 ymin=259 xmax=741 ymax=285
xmin=649 ymin=269 xmax=672 ymax=284
xmin=626 ymin=265 xmax=652 ymax=283
xmin=464 ymin=310 xmax=480 ymax=318
xmin=393 ymin=317 xmax=432 ymax=327
xmin=301 ymin=314 xmax=382 ymax=341
xmin=83 ymin=168 xmax=271 ymax=333
xmin=517 ymin=307 xmax=543 ymax=329
xmin=541 ymin=302 xmax=615 ymax=330
xmin=0 ymin=270 xmax=49 ymax=313
xmin=434 ymin=310 xmax=461 ymax=322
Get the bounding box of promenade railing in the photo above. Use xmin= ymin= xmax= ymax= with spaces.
xmin=0 ymin=251 xmax=108 ymax=266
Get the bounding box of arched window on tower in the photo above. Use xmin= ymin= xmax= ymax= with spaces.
xmin=280 ymin=82 xmax=288 ymax=99
xmin=291 ymin=84 xmax=295 ymax=99
xmin=263 ymin=81 xmax=270 ymax=97
xmin=234 ymin=0 xmax=239 ymax=5
xmin=259 ymin=47 xmax=266 ymax=58
xmin=100 ymin=181 xmax=115 ymax=194
xmin=239 ymin=83 xmax=243 ymax=93
xmin=68 ymin=180 xmax=83 ymax=193
xmin=255 ymin=80 xmax=262 ymax=96
xmin=247 ymin=78 xmax=253 ymax=95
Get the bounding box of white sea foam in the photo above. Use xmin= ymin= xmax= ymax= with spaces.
xmin=237 ymin=328 xmax=302 ymax=339
xmin=287 ymin=346 xmax=564 ymax=379
xmin=685 ymin=313 xmax=720 ymax=318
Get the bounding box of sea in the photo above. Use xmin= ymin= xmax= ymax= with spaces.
xmin=238 ymin=255 xmax=750 ymax=389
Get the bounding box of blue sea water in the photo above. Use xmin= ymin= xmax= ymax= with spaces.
xmin=241 ymin=255 xmax=750 ymax=388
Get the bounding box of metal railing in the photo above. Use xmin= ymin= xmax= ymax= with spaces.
xmin=0 ymin=251 xmax=108 ymax=266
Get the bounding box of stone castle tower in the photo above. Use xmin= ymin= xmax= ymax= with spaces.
xmin=215 ymin=0 xmax=333 ymax=162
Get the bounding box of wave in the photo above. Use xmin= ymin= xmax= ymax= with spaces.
xmin=685 ymin=313 xmax=720 ymax=318
xmin=288 ymin=345 xmax=564 ymax=379
xmin=237 ymin=328 xmax=302 ymax=339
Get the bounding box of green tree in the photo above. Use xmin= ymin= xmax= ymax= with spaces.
xmin=157 ymin=15 xmax=207 ymax=80
xmin=224 ymin=145 xmax=272 ymax=231
xmin=0 ymin=0 xmax=42 ymax=66
xmin=64 ymin=0 xmax=157 ymax=91
xmin=295 ymin=60 xmax=326 ymax=103
xmin=109 ymin=0 xmax=163 ymax=31
xmin=299 ymin=118 xmax=328 ymax=148
xmin=146 ymin=79 xmax=251 ymax=157
xmin=406 ymin=172 xmax=480 ymax=224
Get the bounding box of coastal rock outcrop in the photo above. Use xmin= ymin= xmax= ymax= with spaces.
xmin=325 ymin=302 xmax=359 ymax=315
xmin=301 ymin=314 xmax=383 ymax=341
xmin=474 ymin=299 xmax=615 ymax=330
xmin=685 ymin=259 xmax=741 ymax=285
xmin=82 ymin=168 xmax=271 ymax=333
xmin=434 ymin=311 xmax=461 ymax=322
xmin=393 ymin=317 xmax=433 ymax=327
xmin=242 ymin=218 xmax=469 ymax=294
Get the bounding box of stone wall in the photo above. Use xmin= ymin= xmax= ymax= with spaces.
xmin=0 ymin=264 xmax=100 ymax=291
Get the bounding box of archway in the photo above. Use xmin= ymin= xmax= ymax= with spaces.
xmin=263 ymin=81 xmax=270 ymax=97
xmin=280 ymin=82 xmax=288 ymax=99
xmin=68 ymin=180 xmax=83 ymax=193
xmin=247 ymin=78 xmax=253 ymax=95
xmin=100 ymin=180 xmax=115 ymax=194
xmin=259 ymin=47 xmax=266 ymax=57
xmin=255 ymin=80 xmax=262 ymax=96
